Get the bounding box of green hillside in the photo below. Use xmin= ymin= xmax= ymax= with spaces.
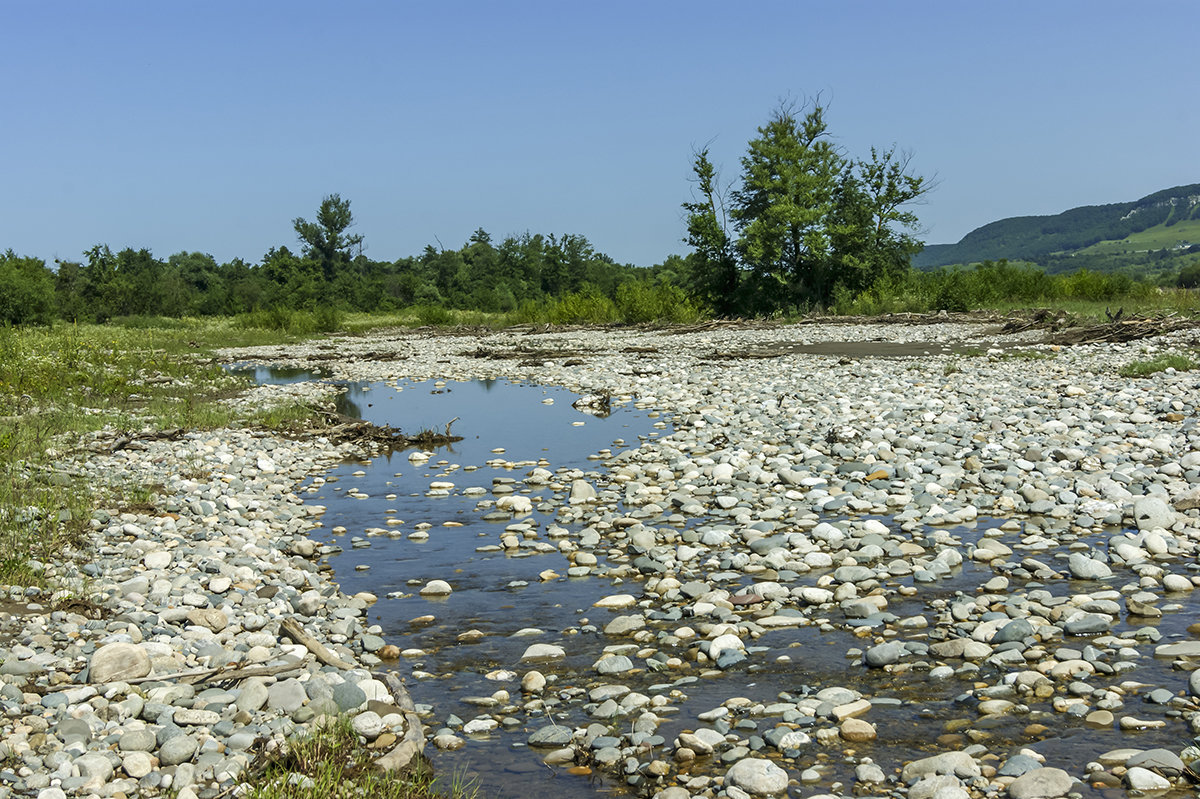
xmin=1077 ymin=217 xmax=1200 ymax=255
xmin=915 ymin=183 xmax=1200 ymax=269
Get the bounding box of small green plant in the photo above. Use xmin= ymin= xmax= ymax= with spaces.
xmin=943 ymin=361 xmax=961 ymax=376
xmin=243 ymin=716 xmax=475 ymax=799
xmin=1119 ymin=352 xmax=1200 ymax=378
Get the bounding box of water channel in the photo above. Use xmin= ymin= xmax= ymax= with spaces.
xmin=239 ymin=368 xmax=1200 ymax=799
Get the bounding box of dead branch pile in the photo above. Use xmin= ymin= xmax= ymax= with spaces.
xmin=91 ymin=428 xmax=187 ymax=454
xmin=308 ymin=406 xmax=463 ymax=450
xmin=998 ymin=308 xmax=1078 ymax=334
xmin=1046 ymin=316 xmax=1199 ymax=345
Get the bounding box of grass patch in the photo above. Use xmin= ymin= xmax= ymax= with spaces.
xmin=1118 ymin=352 xmax=1200 ymax=378
xmin=1078 ymin=218 xmax=1200 ymax=255
xmin=244 ymin=716 xmax=475 ymax=799
xmin=0 ymin=317 xmax=331 ymax=586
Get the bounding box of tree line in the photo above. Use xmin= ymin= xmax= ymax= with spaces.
xmin=0 ymin=195 xmax=683 ymax=325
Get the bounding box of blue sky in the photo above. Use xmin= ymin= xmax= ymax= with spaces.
xmin=2 ymin=1 xmax=1196 ymax=267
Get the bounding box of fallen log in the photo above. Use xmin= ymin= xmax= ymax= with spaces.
xmin=279 ymin=617 xmax=358 ymax=670
xmin=375 ymin=671 xmax=427 ymax=772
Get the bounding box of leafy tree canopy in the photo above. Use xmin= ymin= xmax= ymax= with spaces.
xmin=683 ymin=99 xmax=930 ymax=315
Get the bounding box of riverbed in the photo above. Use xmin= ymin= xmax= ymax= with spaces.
xmin=229 ymin=321 xmax=1200 ymax=799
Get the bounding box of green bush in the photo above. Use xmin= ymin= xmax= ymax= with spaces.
xmin=615 ymin=281 xmax=703 ymax=323
xmin=0 ymin=252 xmax=56 ymax=326
xmin=1178 ymin=262 xmax=1200 ymax=288
xmin=411 ymin=304 xmax=454 ymax=326
xmin=932 ymin=270 xmax=972 ymax=312
xmin=547 ymin=290 xmax=618 ymax=324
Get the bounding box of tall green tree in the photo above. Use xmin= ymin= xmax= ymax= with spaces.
xmin=731 ymin=102 xmax=842 ymax=307
xmin=830 ymin=146 xmax=929 ymax=294
xmin=683 ymin=100 xmax=929 ymax=313
xmin=682 ymin=149 xmax=739 ymax=314
xmin=293 ymin=194 xmax=364 ymax=282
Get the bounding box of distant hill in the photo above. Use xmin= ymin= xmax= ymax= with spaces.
xmin=915 ymin=183 xmax=1200 ymax=269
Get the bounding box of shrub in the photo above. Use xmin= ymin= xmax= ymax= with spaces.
xmin=615 ymin=281 xmax=703 ymax=323
xmin=547 ymin=290 xmax=618 ymax=324
xmin=411 ymin=304 xmax=454 ymax=326
xmin=0 ymin=252 xmax=56 ymax=326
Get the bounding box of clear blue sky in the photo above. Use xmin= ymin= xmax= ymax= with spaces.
xmin=3 ymin=1 xmax=1196 ymax=267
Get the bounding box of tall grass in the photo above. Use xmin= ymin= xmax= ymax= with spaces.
xmin=235 ymin=306 xmax=344 ymax=335
xmin=507 ymin=282 xmax=703 ymax=325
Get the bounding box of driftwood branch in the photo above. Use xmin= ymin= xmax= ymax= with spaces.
xmin=280 ymin=617 xmax=357 ymax=669
xmin=91 ymin=427 xmax=187 ymax=454
xmin=375 ymin=671 xmax=427 ymax=772
xmin=123 ymin=655 xmax=310 ymax=686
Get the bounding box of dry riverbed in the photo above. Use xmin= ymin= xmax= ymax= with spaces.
xmin=5 ymin=320 xmax=1200 ymax=799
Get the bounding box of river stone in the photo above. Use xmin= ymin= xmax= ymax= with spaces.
xmin=1067 ymin=553 xmax=1112 ymax=580
xmin=528 ymin=725 xmax=574 ymax=747
xmin=725 ymin=757 xmax=789 ymax=796
xmin=119 ymin=728 xmax=157 ymax=752
xmin=522 ymin=670 xmax=546 ymax=693
xmin=1164 ymin=574 xmax=1194 ymax=592
xmin=420 ymin=580 xmax=452 ymax=596
xmin=332 ymin=681 xmax=367 ymax=712
xmin=910 ymin=775 xmax=968 ymax=799
xmin=1133 ymin=497 xmax=1175 ymax=532
xmin=173 ymin=708 xmax=220 ymax=726
xmin=236 ymin=678 xmax=269 ymax=712
xmin=521 ymin=644 xmax=565 ymax=661
xmin=856 ymin=763 xmax=887 ymax=783
xmin=1007 ymin=767 xmax=1075 ymax=799
xmin=144 ymin=550 xmax=171 ymax=569
xmin=1126 ymin=748 xmax=1185 ymax=775
xmin=595 ymin=655 xmax=635 ymax=675
xmin=267 ymin=678 xmax=308 ymax=712
xmin=1190 ymin=669 xmax=1200 ymax=698
xmin=90 ymin=642 xmax=151 ymax=683
xmin=186 ymin=608 xmax=228 ymax=632
xmin=1155 ymin=641 xmax=1200 ymax=658
xmin=351 ymin=710 xmax=383 ymax=740
xmin=992 ymin=619 xmax=1034 ymax=644
xmin=121 ymin=751 xmax=155 ymax=779
xmin=159 ymin=734 xmax=198 ymax=766
xmin=56 ymin=718 xmax=92 ymax=745
xmin=570 ymin=480 xmax=597 ymax=502
xmin=604 ymin=615 xmax=645 ymax=635
xmin=840 ymin=718 xmax=876 ymax=741
xmin=864 ymin=640 xmax=906 ymax=668
xmin=75 ymin=752 xmax=114 ymax=785
xmin=1125 ymin=767 xmax=1171 ymax=791
xmin=902 ymin=752 xmax=980 ymax=782
xmin=1063 ymin=614 xmax=1110 ymax=635
xmin=999 ymin=754 xmax=1043 ymax=777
